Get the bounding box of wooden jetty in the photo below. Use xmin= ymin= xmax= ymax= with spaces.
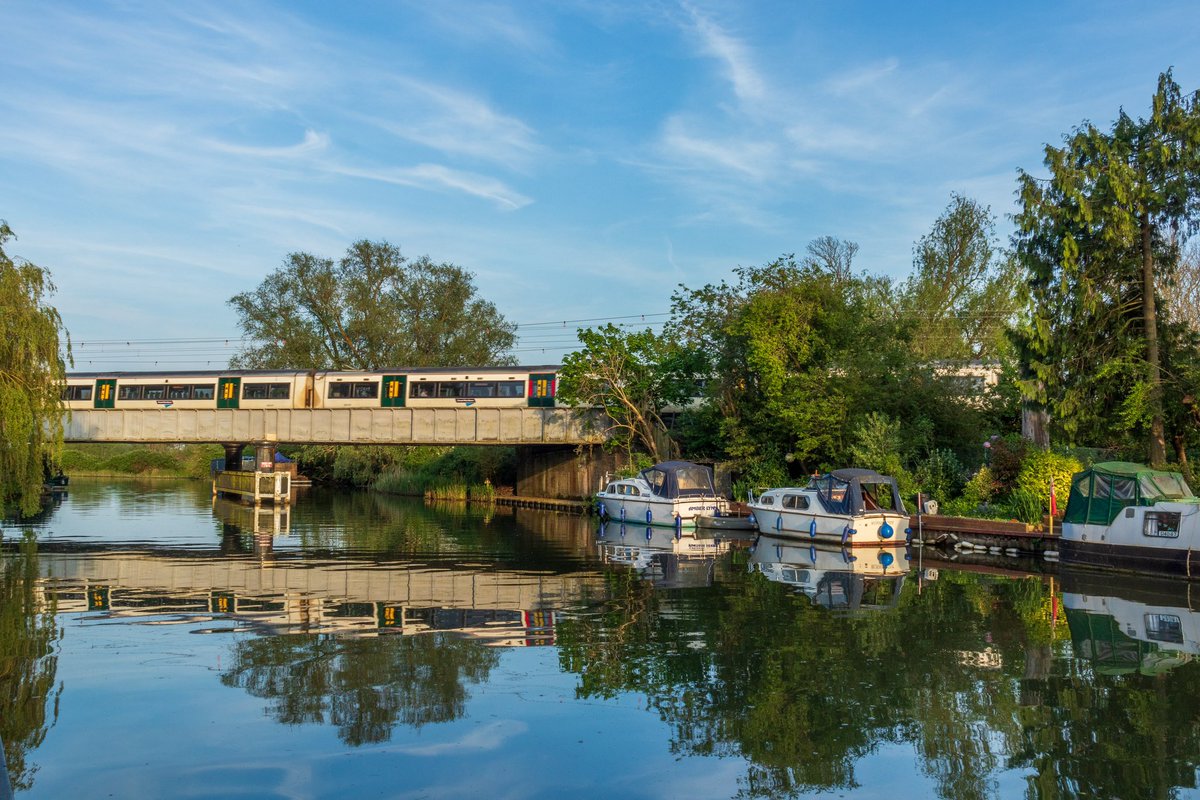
xmin=911 ymin=513 xmax=1060 ymax=555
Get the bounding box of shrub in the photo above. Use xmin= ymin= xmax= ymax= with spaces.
xmin=1001 ymin=488 xmax=1044 ymax=524
xmin=988 ymin=434 xmax=1028 ymax=494
xmin=915 ymin=449 xmax=966 ymax=503
xmin=1016 ymin=450 xmax=1083 ymax=515
xmin=960 ymin=466 xmax=999 ymax=507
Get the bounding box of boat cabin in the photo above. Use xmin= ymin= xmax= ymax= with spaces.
xmin=1065 ymin=462 xmax=1199 ymax=527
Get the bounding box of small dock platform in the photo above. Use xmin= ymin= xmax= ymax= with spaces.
xmin=213 ymin=470 xmax=291 ymax=505
xmin=494 ymin=495 xmax=590 ymax=513
xmin=912 ymin=513 xmax=1059 ymax=555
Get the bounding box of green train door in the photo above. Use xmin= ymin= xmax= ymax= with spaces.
xmin=217 ymin=377 xmax=241 ymax=409
xmin=382 ymin=375 xmax=407 ymax=408
xmin=528 ymin=373 xmax=556 ymax=408
xmin=93 ymin=379 xmax=116 ymax=409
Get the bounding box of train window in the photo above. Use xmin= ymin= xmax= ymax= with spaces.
xmin=63 ymin=385 xmax=94 ymax=401
xmin=168 ymin=385 xmax=192 ymax=400
xmin=243 ymin=382 xmax=290 ymax=400
xmin=497 ymin=381 xmax=525 ymax=398
xmin=118 ymin=385 xmax=142 ymax=401
xmin=437 ymin=382 xmax=468 ymax=398
xmin=193 ymin=385 xmax=215 ymax=400
xmin=468 ymin=382 xmax=497 ymax=397
xmin=409 ymin=382 xmax=435 ymax=399
xmin=329 ymin=381 xmax=379 ymax=399
xmin=144 ymin=387 xmax=165 ymax=400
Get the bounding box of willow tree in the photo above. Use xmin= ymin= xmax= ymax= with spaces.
xmin=1013 ymin=71 xmax=1200 ymax=464
xmin=0 ymin=222 xmax=70 ymax=516
xmin=229 ymin=240 xmax=517 ymax=370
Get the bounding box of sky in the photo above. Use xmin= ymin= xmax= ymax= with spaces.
xmin=3 ymin=0 xmax=1200 ymax=370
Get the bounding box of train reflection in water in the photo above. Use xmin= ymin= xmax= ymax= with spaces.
xmin=595 ymin=521 xmax=734 ymax=588
xmin=748 ymin=536 xmax=912 ymax=612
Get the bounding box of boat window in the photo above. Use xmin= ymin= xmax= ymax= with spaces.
xmin=1145 ymin=614 xmax=1184 ymax=644
xmin=1145 ymin=473 xmax=1194 ymax=500
xmin=782 ymin=495 xmax=809 ymax=510
xmin=1111 ymin=478 xmax=1137 ymax=501
xmin=606 ymin=484 xmax=616 ymax=494
xmin=760 ymin=496 xmax=775 ymax=506
xmin=630 ymin=487 xmax=641 ymax=496
xmin=644 ymin=470 xmax=665 ymax=492
xmin=1143 ymin=511 xmax=1181 ymax=538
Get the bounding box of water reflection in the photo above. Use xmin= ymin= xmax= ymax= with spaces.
xmin=0 ymin=536 xmax=61 ymax=794
xmin=11 ymin=482 xmax=1200 ymax=799
xmin=595 ymin=521 xmax=732 ymax=588
xmin=748 ymin=537 xmax=911 ymax=612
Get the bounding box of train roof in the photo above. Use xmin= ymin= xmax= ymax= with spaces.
xmin=65 ymin=365 xmax=561 ymax=379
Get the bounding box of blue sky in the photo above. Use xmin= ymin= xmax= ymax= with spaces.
xmin=3 ymin=1 xmax=1199 ymax=369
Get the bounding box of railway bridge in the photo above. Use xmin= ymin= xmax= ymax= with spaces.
xmin=63 ymin=405 xmax=616 ymax=500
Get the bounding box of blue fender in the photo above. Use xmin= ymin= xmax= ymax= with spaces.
xmin=880 ymin=521 xmax=894 ymax=539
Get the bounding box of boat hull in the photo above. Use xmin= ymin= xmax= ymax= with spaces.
xmin=596 ymin=496 xmax=726 ymax=528
xmin=1059 ymin=538 xmax=1200 ymax=579
xmin=747 ymin=508 xmax=909 ymax=546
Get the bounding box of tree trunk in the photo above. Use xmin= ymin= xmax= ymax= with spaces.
xmin=1142 ymin=215 xmax=1167 ymax=467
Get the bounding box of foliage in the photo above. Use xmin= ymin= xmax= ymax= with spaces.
xmin=0 ymin=222 xmax=70 ymax=516
xmin=369 ymin=446 xmax=516 ymax=496
xmin=986 ymin=435 xmax=1028 ymax=494
xmin=59 ymin=444 xmax=223 ymax=479
xmin=229 ymin=240 xmax=516 ymax=369
xmin=1012 ymin=70 xmax=1200 ymax=464
xmin=959 ymin=466 xmax=999 ymax=507
xmin=1015 ymin=450 xmax=1083 ymax=513
xmin=915 ymin=449 xmax=966 ymax=504
xmin=557 ymin=324 xmax=699 ymax=462
xmin=1000 ymin=488 xmax=1045 ymax=524
xmin=898 ymin=194 xmax=1021 ymax=362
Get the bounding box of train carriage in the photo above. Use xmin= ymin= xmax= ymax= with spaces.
xmin=62 ymin=367 xmax=559 ymax=411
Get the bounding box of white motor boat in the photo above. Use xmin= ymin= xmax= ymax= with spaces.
xmin=746 ymin=468 xmax=909 ymax=546
xmin=1060 ymin=461 xmax=1200 ymax=577
xmin=596 ymin=461 xmax=728 ymax=528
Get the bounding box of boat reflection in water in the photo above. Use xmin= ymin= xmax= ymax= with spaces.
xmin=1063 ymin=570 xmax=1200 ymax=676
xmin=749 ymin=535 xmax=912 ymax=611
xmin=596 ymin=521 xmax=731 ymax=588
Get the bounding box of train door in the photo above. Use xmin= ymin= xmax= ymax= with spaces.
xmin=528 ymin=373 xmax=556 ymax=408
xmin=381 ymin=375 xmax=407 ymax=407
xmin=218 ymin=377 xmax=241 ymax=409
xmin=93 ymin=379 xmax=116 ymax=409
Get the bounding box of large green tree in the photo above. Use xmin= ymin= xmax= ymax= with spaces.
xmin=0 ymin=222 xmax=70 ymax=516
xmin=557 ymin=324 xmax=700 ymax=462
xmin=1013 ymin=71 xmax=1200 ymax=464
xmin=899 ymin=194 xmax=1020 ymax=362
xmin=229 ymin=240 xmax=516 ymax=370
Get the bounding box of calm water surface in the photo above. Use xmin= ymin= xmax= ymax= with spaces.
xmin=2 ymin=479 xmax=1199 ymax=799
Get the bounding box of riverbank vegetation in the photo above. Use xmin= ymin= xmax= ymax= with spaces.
xmin=563 ymin=72 xmax=1200 ymax=521
xmin=59 ymin=443 xmax=225 ymax=479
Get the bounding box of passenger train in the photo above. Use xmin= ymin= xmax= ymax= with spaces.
xmin=62 ymin=367 xmax=560 ymax=411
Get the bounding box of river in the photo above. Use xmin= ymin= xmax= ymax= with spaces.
xmin=1 ymin=479 xmax=1199 ymax=799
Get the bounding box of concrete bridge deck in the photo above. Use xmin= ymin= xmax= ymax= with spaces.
xmin=64 ymin=406 xmax=605 ymax=445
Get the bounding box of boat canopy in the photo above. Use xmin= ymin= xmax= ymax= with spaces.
xmin=1064 ymin=462 xmax=1198 ymax=526
xmin=638 ymin=461 xmax=718 ymax=499
xmin=811 ymin=468 xmax=906 ymax=516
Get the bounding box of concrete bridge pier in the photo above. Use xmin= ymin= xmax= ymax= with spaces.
xmin=514 ymin=445 xmax=622 ymax=501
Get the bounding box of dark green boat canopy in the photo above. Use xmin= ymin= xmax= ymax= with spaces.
xmin=1064 ymin=462 xmax=1197 ymax=526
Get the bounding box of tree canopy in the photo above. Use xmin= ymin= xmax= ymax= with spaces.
xmin=0 ymin=222 xmax=70 ymax=516
xmin=1013 ymin=70 xmax=1200 ymax=465
xmin=229 ymin=240 xmax=516 ymax=370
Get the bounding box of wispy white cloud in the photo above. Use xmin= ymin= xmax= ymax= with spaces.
xmin=681 ymin=2 xmax=766 ymax=104
xmin=332 ymin=163 xmax=532 ymax=210
xmin=204 ymin=130 xmax=330 ymax=158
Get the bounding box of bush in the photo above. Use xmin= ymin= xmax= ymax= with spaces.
xmin=915 ymin=449 xmax=966 ymax=503
xmin=1016 ymin=449 xmax=1083 ymax=515
xmin=960 ymin=466 xmax=999 ymax=507
xmin=988 ymin=434 xmax=1028 ymax=494
xmin=1000 ymin=488 xmax=1044 ymax=524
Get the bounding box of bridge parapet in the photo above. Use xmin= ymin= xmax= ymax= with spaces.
xmin=64 ymin=406 xmax=607 ymax=445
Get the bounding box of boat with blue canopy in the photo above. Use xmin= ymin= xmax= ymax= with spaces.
xmin=746 ymin=468 xmax=909 ymax=546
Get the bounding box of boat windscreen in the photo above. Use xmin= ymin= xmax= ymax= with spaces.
xmin=1142 ymin=473 xmax=1194 ymax=501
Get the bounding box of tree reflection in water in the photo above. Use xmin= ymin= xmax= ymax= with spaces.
xmin=0 ymin=535 xmax=61 ymax=793
xmin=558 ymin=565 xmax=1200 ymax=800
xmin=220 ymin=632 xmax=499 ymax=746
